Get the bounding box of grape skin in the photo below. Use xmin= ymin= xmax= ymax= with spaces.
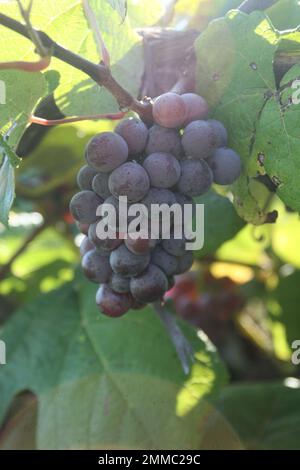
xmin=88 ymin=221 xmax=123 ymax=252
xmin=125 ymin=234 xmax=154 ymax=255
xmin=130 ymin=264 xmax=168 ymax=303
xmin=70 ymin=190 xmax=103 ymax=224
xmin=182 ymin=120 xmax=212 ymax=160
xmin=181 ymin=93 xmax=209 ymax=125
xmin=208 ymin=147 xmax=242 ymax=185
xmin=115 ymin=117 xmax=148 ymax=155
xmin=175 ymin=252 xmax=194 ymax=275
xmin=176 ymin=159 xmax=213 ymax=197
xmin=92 ymin=172 xmax=111 ymax=200
xmin=110 ymin=273 xmax=131 ymax=294
xmin=77 ymin=165 xmax=98 ymax=190
xmin=151 ymin=245 xmax=178 ymax=276
xmin=109 ymin=162 xmax=150 ymax=202
xmin=96 ymin=284 xmax=133 ymax=317
xmin=143 ymin=152 xmax=181 ymax=189
xmin=145 ymin=125 xmax=183 ymax=159
xmin=207 ymin=119 xmax=228 ymax=148
xmin=162 ymin=236 xmax=186 ymax=257
xmin=86 ymin=132 xmax=128 ymax=172
xmin=110 ymin=243 xmax=150 ymax=277
xmin=81 ymin=249 xmax=112 ymax=283
xmin=142 ymin=188 xmax=177 ymax=213
xmin=80 ymin=236 xmax=95 ymax=257
xmin=153 ymin=92 xmax=187 ymax=129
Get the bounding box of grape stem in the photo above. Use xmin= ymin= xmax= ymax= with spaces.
xmin=154 ymin=302 xmax=195 ymax=375
xmin=0 ymin=13 xmax=153 ymax=122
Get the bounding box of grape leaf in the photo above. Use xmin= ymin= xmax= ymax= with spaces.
xmin=214 ymin=382 xmax=300 ymax=449
xmin=0 ymin=156 xmax=14 ymax=226
xmin=252 ymin=64 xmax=300 ymax=212
xmin=194 ymin=190 xmax=245 ymax=258
xmin=0 ymin=135 xmax=20 ymax=168
xmin=0 ymin=275 xmax=228 ymax=450
xmin=195 ymin=11 xmax=279 ymax=224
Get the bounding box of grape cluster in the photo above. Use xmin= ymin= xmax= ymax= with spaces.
xmin=70 ymin=92 xmax=242 ymax=318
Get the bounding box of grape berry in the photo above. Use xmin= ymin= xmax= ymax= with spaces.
xmin=72 ymin=92 xmax=242 ymax=317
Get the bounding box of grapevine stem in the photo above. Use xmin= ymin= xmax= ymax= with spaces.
xmin=0 ymin=13 xmax=153 ymax=122
xmin=154 ymin=302 xmax=195 ymax=375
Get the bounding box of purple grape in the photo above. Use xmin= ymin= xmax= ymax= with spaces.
xmin=125 ymin=234 xmax=154 ymax=255
xmin=130 ymin=264 xmax=168 ymax=303
xmin=182 ymin=120 xmax=212 ymax=159
xmin=80 ymin=236 xmax=95 ymax=256
xmin=110 ymin=273 xmax=131 ymax=294
xmin=70 ymin=190 xmax=103 ymax=224
xmin=207 ymin=119 xmax=228 ymax=148
xmin=85 ymin=132 xmax=128 ymax=172
xmin=162 ymin=235 xmax=187 ymax=257
xmin=96 ymin=284 xmax=133 ymax=317
xmin=175 ymin=252 xmax=194 ymax=274
xmin=88 ymin=221 xmax=123 ymax=252
xmin=110 ymin=243 xmax=150 ymax=277
xmin=115 ymin=117 xmax=148 ymax=155
xmin=92 ymin=172 xmax=111 ymax=199
xmin=153 ymin=92 xmax=187 ymax=129
xmin=143 ymin=152 xmax=181 ymax=188
xmin=176 ymin=159 xmax=213 ymax=197
xmin=151 ymin=245 xmax=178 ymax=276
xmin=181 ymin=93 xmax=209 ymax=125
xmin=208 ymin=147 xmax=242 ymax=185
xmin=77 ymin=165 xmax=98 ymax=190
xmin=109 ymin=162 xmax=150 ymax=202
xmin=81 ymin=249 xmax=112 ymax=283
xmin=145 ymin=125 xmax=183 ymax=159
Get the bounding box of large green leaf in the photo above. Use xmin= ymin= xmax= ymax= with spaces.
xmin=214 ymin=382 xmax=300 ymax=449
xmin=0 ymin=275 xmax=228 ymax=449
xmin=194 ymin=190 xmax=245 ymax=258
xmin=195 ymin=11 xmax=279 ymax=224
xmin=0 ymin=156 xmax=14 ymax=226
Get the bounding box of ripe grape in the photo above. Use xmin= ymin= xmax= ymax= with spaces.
xmin=208 ymin=147 xmax=242 ymax=185
xmin=181 ymin=93 xmax=209 ymax=125
xmin=207 ymin=119 xmax=228 ymax=148
xmin=110 ymin=273 xmax=131 ymax=294
xmin=81 ymin=249 xmax=112 ymax=283
xmin=182 ymin=120 xmax=212 ymax=159
xmin=76 ymin=221 xmax=90 ymax=235
xmin=151 ymin=245 xmax=178 ymax=276
xmin=79 ymin=236 xmax=95 ymax=256
xmin=115 ymin=117 xmax=148 ymax=155
xmin=143 ymin=152 xmax=181 ymax=188
xmin=162 ymin=235 xmax=186 ymax=257
xmin=92 ymin=172 xmax=111 ymax=200
xmin=176 ymin=159 xmax=213 ymax=197
xmin=125 ymin=234 xmax=154 ymax=255
xmin=175 ymin=252 xmax=194 ymax=274
xmin=110 ymin=243 xmax=150 ymax=277
xmin=142 ymin=188 xmax=177 ymax=213
xmin=77 ymin=165 xmax=98 ymax=190
xmin=145 ymin=125 xmax=183 ymax=159
xmin=130 ymin=264 xmax=168 ymax=303
xmin=96 ymin=284 xmax=133 ymax=317
xmin=70 ymin=190 xmax=103 ymax=224
xmin=88 ymin=221 xmax=123 ymax=252
xmin=153 ymin=92 xmax=187 ymax=129
xmin=109 ymin=162 xmax=150 ymax=202
xmin=85 ymin=132 xmax=128 ymax=172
